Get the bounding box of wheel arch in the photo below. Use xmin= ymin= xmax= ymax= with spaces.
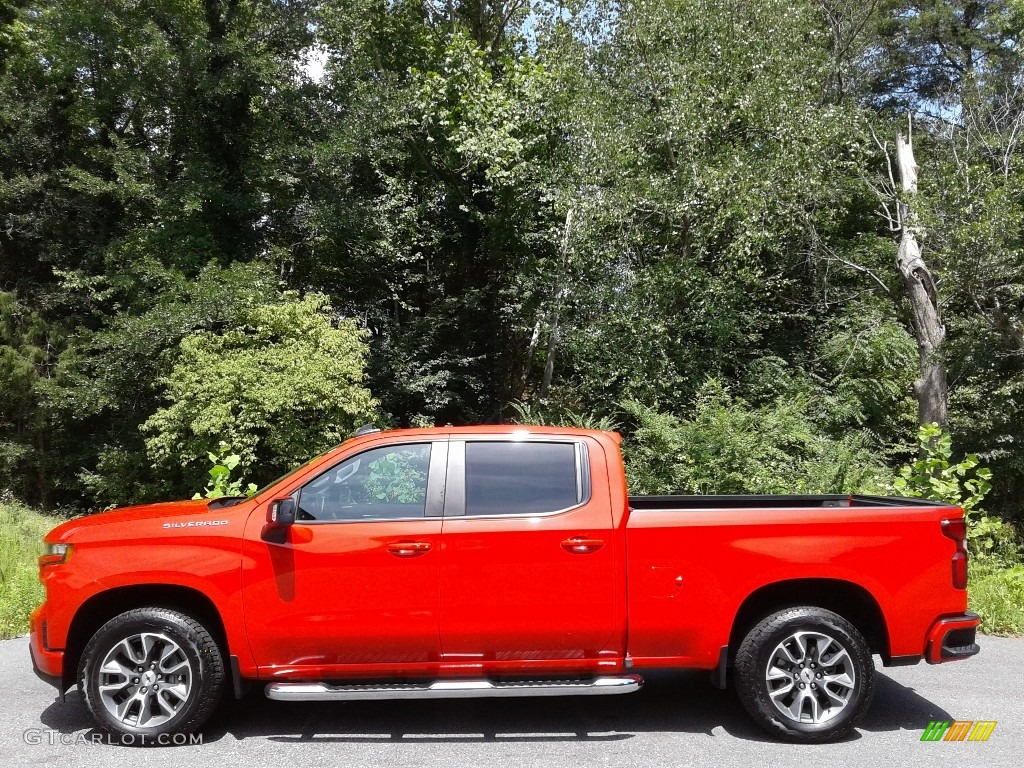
xmin=64 ymin=584 xmax=229 ymax=692
xmin=728 ymin=578 xmax=890 ymax=662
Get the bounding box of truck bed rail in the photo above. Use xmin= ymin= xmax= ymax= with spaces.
xmin=628 ymin=494 xmax=958 ymax=510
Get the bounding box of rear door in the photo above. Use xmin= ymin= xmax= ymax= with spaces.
xmin=438 ymin=437 xmax=622 ymax=671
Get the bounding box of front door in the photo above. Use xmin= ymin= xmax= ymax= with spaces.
xmin=242 ymin=440 xmax=447 ymax=676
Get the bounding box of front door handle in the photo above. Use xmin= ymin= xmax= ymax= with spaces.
xmin=386 ymin=541 xmax=432 ymax=558
xmin=561 ymin=537 xmax=605 ymax=554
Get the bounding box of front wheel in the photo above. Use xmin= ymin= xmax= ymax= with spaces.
xmin=79 ymin=607 xmax=226 ymax=741
xmin=734 ymin=606 xmax=874 ymax=743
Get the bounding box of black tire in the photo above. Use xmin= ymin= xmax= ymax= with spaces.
xmin=79 ymin=608 xmax=226 ymax=742
xmin=734 ymin=606 xmax=874 ymax=743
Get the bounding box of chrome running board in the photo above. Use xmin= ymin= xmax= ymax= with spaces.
xmin=265 ymin=675 xmax=643 ymax=702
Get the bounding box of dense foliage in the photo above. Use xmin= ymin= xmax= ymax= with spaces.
xmin=622 ymin=383 xmax=895 ymax=496
xmin=0 ymin=0 xmax=1022 ymax=532
xmin=143 ymin=292 xmax=377 ymax=488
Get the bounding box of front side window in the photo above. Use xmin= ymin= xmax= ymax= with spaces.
xmin=297 ymin=443 xmax=432 ymax=521
xmin=464 ymin=441 xmax=583 ymax=516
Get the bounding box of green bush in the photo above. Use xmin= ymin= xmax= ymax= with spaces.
xmin=969 ymin=563 xmax=1024 ymax=636
xmin=893 ymin=423 xmax=1019 ymax=565
xmin=510 ymin=400 xmax=620 ymax=432
xmin=0 ymin=498 xmax=59 ymax=638
xmin=893 ymin=423 xmax=992 ymax=516
xmin=143 ymin=293 xmax=378 ymax=485
xmin=892 ymin=424 xmax=1023 ymax=634
xmin=621 ymin=381 xmax=893 ymax=495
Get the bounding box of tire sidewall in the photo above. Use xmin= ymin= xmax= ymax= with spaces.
xmin=81 ymin=610 xmax=220 ymax=739
xmin=739 ymin=608 xmax=874 ymax=741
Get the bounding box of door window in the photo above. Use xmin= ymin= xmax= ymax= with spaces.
xmin=297 ymin=443 xmax=432 ymax=521
xmin=464 ymin=441 xmax=584 ymax=516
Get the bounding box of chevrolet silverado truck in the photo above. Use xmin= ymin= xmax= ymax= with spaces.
xmin=31 ymin=425 xmax=980 ymax=743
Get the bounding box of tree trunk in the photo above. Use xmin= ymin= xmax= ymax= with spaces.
xmin=513 ymin=317 xmax=542 ymax=400
xmin=896 ymin=126 xmax=948 ymax=427
xmin=539 ymin=314 xmax=559 ymax=400
xmin=538 ymin=207 xmax=574 ymax=400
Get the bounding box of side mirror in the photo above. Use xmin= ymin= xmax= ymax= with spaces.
xmin=267 ymin=497 xmax=296 ymax=527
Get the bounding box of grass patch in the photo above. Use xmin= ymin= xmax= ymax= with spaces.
xmin=0 ymin=500 xmax=60 ymax=639
xmin=970 ymin=562 xmax=1024 ymax=636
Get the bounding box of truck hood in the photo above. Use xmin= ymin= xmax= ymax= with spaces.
xmin=46 ymin=499 xmax=219 ymax=542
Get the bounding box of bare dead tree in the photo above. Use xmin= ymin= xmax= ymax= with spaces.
xmin=862 ymin=119 xmax=948 ymax=426
xmin=888 ymin=118 xmax=948 ymax=427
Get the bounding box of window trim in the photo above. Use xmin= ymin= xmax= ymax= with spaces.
xmin=444 ymin=438 xmax=592 ymax=519
xmin=293 ymin=439 xmax=447 ymax=524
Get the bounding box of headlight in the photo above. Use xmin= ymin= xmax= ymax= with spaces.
xmin=38 ymin=542 xmax=73 ymax=568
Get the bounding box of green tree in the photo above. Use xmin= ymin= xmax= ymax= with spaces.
xmin=0 ymin=0 xmax=1023 ymax=531
xmin=143 ymin=293 xmax=377 ymax=484
xmin=869 ymin=1 xmax=1022 ymax=109
xmin=529 ymin=0 xmax=880 ymax=418
xmin=302 ymin=4 xmax=567 ymax=425
xmin=0 ymin=292 xmax=60 ymax=504
xmin=42 ymin=263 xmax=278 ymax=507
xmin=0 ymin=0 xmax=320 ymax=506
xmin=864 ymin=0 xmax=1024 ymax=516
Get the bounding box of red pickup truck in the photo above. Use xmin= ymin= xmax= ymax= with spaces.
xmin=31 ymin=425 xmax=980 ymax=743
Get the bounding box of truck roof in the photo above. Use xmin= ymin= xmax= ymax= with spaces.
xmin=350 ymin=424 xmax=622 ymax=443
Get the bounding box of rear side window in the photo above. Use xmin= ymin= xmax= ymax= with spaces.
xmin=464 ymin=441 xmax=584 ymax=516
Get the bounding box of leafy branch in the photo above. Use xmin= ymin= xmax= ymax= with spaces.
xmin=191 ymin=441 xmax=257 ymax=500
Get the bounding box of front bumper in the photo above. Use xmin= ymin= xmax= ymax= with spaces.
xmin=29 ymin=605 xmax=65 ymax=694
xmin=925 ymin=611 xmax=981 ymax=664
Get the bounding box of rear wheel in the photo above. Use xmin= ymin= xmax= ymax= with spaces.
xmin=79 ymin=608 xmax=225 ymax=741
xmin=734 ymin=606 xmax=874 ymax=743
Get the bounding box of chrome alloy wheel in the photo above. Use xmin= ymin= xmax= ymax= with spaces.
xmin=764 ymin=630 xmax=856 ymax=724
xmin=97 ymin=632 xmax=194 ymax=728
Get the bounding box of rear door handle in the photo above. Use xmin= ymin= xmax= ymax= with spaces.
xmin=386 ymin=541 xmax=432 ymax=557
xmin=561 ymin=537 xmax=605 ymax=554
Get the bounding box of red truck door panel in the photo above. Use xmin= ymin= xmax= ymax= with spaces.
xmin=438 ymin=438 xmax=624 ymax=671
xmin=241 ymin=440 xmax=447 ymax=674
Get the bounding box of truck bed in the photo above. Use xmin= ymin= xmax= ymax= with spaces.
xmin=623 ymin=490 xmax=966 ymax=672
xmin=628 ymin=494 xmax=958 ymax=510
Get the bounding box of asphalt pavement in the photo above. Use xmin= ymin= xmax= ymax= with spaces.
xmin=1 ymin=634 xmax=1019 ymax=768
